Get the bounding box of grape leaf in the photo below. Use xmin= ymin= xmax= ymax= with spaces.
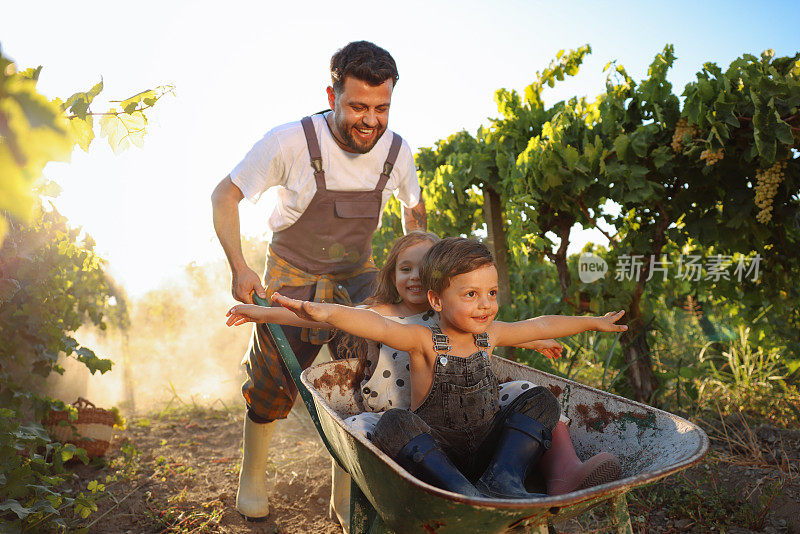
xmin=63 ymin=81 xmax=103 ymax=120
xmin=99 ymin=109 xmax=147 ymax=154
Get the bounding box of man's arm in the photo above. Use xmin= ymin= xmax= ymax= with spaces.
xmin=211 ymin=176 xmax=265 ymax=303
xmin=402 ymin=198 xmax=427 ymax=233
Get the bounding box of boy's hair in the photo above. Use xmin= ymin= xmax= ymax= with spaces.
xmin=420 ymin=237 xmax=495 ymax=295
xmin=330 ymin=41 xmax=399 ymax=94
xmin=366 ymin=231 xmax=441 ymax=306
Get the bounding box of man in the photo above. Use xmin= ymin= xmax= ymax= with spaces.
xmin=211 ymin=41 xmax=426 ymax=521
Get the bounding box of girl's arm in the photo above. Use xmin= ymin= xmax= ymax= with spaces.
xmin=226 ymin=303 xmax=334 ymax=329
xmin=511 ymin=338 xmax=563 ymax=359
xmin=271 ymin=293 xmax=429 ymax=354
xmin=491 ymin=311 xmax=627 ymax=347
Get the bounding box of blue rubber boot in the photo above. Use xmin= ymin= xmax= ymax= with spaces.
xmin=396 ymin=433 xmax=483 ymax=498
xmin=475 ymin=412 xmax=551 ymax=499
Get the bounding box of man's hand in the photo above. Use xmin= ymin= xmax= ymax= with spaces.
xmin=271 ymin=292 xmax=330 ymax=322
xmin=212 ymin=176 xmax=263 ymax=302
xmin=592 ymin=311 xmax=628 ymax=333
xmin=231 ymin=266 xmax=266 ymax=304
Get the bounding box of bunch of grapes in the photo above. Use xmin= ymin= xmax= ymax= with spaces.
xmin=671 ymin=119 xmax=697 ymax=152
xmin=754 ymin=160 xmax=787 ymax=223
xmin=700 ymin=147 xmax=724 ymax=166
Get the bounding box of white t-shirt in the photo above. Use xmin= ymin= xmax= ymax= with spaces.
xmin=230 ymin=112 xmax=421 ymax=233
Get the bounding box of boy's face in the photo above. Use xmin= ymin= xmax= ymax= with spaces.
xmin=428 ymin=264 xmax=499 ymax=335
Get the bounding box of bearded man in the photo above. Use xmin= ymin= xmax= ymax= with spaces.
xmin=211 ymin=40 xmax=426 ymax=521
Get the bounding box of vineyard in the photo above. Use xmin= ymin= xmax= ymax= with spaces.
xmin=2 ymin=39 xmax=800 ymax=533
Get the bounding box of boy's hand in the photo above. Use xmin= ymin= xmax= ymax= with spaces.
xmin=226 ymin=304 xmax=261 ymax=327
xmin=593 ymin=310 xmax=628 ymax=332
xmin=271 ymin=292 xmax=328 ymax=322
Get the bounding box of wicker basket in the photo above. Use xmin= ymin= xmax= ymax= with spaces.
xmin=46 ymin=397 xmax=116 ymax=458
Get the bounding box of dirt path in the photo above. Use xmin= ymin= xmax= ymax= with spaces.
xmin=79 ymin=403 xmax=339 ymax=534
xmin=72 ymin=407 xmax=798 ymax=533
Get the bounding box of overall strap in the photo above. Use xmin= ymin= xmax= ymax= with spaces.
xmin=300 ymin=116 xmax=326 ymax=191
xmin=430 ymin=325 xmax=452 ymax=355
xmin=429 ymin=325 xmax=491 ymax=353
xmin=375 ymin=133 xmax=403 ymax=192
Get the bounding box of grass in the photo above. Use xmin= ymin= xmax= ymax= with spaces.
xmin=152 ymin=381 xmax=240 ymax=421
xmin=627 ymin=465 xmax=783 ymax=532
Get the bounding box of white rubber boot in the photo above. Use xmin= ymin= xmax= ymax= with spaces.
xmin=236 ymin=416 xmax=276 ymax=521
xmin=329 ymin=459 xmax=351 ymax=533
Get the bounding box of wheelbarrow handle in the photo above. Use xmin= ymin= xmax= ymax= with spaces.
xmin=252 ymin=294 xmax=344 ymax=468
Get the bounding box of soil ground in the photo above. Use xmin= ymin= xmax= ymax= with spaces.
xmin=68 ymin=405 xmax=799 ymax=534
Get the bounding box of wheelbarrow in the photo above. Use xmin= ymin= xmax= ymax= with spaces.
xmin=257 ymin=300 xmax=709 ymax=533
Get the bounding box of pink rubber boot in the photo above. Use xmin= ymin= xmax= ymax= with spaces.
xmin=538 ymin=422 xmax=621 ymax=495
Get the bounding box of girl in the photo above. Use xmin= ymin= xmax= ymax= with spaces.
xmin=228 ymin=237 xmax=624 ymax=499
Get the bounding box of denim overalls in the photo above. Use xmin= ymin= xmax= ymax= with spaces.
xmin=372 ymin=326 xmax=561 ymax=481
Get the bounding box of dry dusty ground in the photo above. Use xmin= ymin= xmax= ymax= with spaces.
xmin=67 ymin=406 xmax=799 ymax=534
xmin=72 ymin=402 xmax=339 ymax=534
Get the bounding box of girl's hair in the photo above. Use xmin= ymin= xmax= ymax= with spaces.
xmin=420 ymin=237 xmax=495 ymax=295
xmin=363 ymin=230 xmax=441 ymax=306
xmin=339 ymin=230 xmax=440 ymax=392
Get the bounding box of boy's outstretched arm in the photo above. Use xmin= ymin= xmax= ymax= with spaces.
xmin=491 ymin=311 xmax=627 ymax=347
xmin=271 ymin=293 xmax=428 ymax=354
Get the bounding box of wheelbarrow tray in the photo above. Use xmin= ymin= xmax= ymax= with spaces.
xmin=302 ymin=356 xmax=708 ymax=533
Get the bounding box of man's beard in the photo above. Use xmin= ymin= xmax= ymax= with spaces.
xmin=332 ymin=113 xmax=386 ymax=154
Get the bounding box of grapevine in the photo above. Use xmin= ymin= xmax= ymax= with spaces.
xmin=754 ymin=160 xmax=787 ymax=223
xmin=671 ymin=118 xmax=697 ymax=152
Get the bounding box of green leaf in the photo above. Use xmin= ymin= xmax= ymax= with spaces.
xmin=751 ymin=90 xmax=777 ymax=163
xmin=75 ymin=347 xmax=113 ymax=374
xmin=562 ymin=145 xmax=579 ymax=169
xmin=710 ymin=122 xmax=730 ymax=145
xmin=119 ymin=88 xmax=162 ymax=114
xmin=66 ymin=115 xmax=95 ymax=152
xmin=775 ymin=114 xmax=794 ymax=145
xmin=714 ymin=100 xmax=740 ymax=128
xmin=64 ymin=80 xmax=103 ymax=119
xmin=629 ymin=130 xmax=649 ymax=157
xmin=613 ymin=134 xmax=630 ymax=159
xmin=20 ymin=422 xmax=51 ymax=441
xmin=0 ymin=499 xmax=31 ymax=519
xmin=651 ymin=146 xmax=673 ymax=169
xmin=19 ymin=66 xmax=42 ymax=83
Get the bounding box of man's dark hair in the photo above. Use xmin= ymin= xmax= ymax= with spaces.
xmin=420 ymin=238 xmax=496 ymax=295
xmin=330 ymin=41 xmax=399 ymax=94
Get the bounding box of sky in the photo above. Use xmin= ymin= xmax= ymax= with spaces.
xmin=2 ymin=0 xmax=799 ymax=297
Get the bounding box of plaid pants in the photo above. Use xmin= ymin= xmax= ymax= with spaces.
xmin=242 ymin=270 xmax=377 ymax=422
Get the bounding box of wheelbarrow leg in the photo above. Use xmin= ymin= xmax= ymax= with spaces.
xmin=607 ymin=492 xmax=633 ymax=534
xmin=349 ymin=478 xmax=377 ymax=534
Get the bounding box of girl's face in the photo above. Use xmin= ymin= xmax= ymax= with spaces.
xmin=393 ymin=241 xmax=433 ymax=313
xmin=429 ymin=264 xmax=499 ymax=335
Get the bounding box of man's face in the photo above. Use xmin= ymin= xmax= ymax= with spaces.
xmin=326 ymin=76 xmax=393 ymax=154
